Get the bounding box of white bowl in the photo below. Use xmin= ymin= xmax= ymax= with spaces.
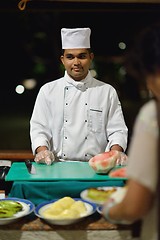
xmin=0 ymin=197 xmax=35 ymax=225
xmin=34 ymin=198 xmax=97 ymax=225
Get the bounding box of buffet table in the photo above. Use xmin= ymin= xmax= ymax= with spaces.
xmin=0 ymin=211 xmax=141 ymax=240
xmin=1 ymin=160 xmax=141 ymax=240
xmin=6 ymin=161 xmax=126 ymax=205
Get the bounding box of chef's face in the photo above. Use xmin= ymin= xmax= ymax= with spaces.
xmin=146 ymin=72 xmax=160 ymax=101
xmin=60 ymin=49 xmax=94 ymax=81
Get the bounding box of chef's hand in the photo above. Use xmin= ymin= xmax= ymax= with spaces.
xmin=116 ymin=152 xmax=128 ymax=166
xmin=110 ymin=145 xmax=128 ymax=166
xmin=34 ymin=150 xmax=55 ymax=165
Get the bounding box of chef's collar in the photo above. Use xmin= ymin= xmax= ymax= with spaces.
xmin=64 ymin=70 xmax=91 ymax=90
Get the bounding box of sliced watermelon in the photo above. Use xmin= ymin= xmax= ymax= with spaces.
xmin=89 ymin=150 xmax=121 ymax=174
xmin=109 ymin=167 xmax=127 ymax=177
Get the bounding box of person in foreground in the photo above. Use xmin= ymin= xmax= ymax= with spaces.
xmin=102 ymin=22 xmax=160 ymax=240
xmin=30 ymin=27 xmax=128 ymax=165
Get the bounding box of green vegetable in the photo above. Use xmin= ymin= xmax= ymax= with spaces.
xmin=0 ymin=200 xmax=23 ymax=218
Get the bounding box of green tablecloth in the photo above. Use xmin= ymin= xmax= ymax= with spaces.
xmin=7 ymin=162 xmax=127 ymax=205
xmin=8 ymin=180 xmax=125 ymax=205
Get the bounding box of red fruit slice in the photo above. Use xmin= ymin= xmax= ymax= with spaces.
xmin=109 ymin=167 xmax=127 ymax=177
xmin=89 ymin=150 xmax=120 ymax=174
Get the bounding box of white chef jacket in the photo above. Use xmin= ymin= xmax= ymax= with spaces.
xmin=30 ymin=71 xmax=128 ymax=161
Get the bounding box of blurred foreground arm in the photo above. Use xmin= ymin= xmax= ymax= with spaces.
xmin=102 ymin=180 xmax=154 ymax=224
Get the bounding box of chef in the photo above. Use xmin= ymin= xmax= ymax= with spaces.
xmin=30 ymin=27 xmax=128 ymax=165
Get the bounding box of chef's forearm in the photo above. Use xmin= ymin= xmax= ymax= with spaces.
xmin=35 ymin=146 xmax=48 ymax=154
xmin=110 ymin=144 xmax=123 ymax=152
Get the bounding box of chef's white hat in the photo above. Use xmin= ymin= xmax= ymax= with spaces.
xmin=61 ymin=28 xmax=91 ymax=49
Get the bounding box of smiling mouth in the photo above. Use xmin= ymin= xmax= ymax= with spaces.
xmin=73 ymin=67 xmax=82 ymax=72
xmin=73 ymin=68 xmax=80 ymax=70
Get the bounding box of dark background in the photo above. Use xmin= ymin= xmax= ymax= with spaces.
xmin=1 ymin=1 xmax=160 ymax=150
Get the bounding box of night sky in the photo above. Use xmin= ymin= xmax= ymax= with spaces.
xmin=1 ymin=1 xmax=160 ymax=149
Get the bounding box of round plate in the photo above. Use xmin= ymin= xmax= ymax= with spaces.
xmin=34 ymin=198 xmax=97 ymax=225
xmin=80 ymin=186 xmax=121 ymax=205
xmin=0 ymin=197 xmax=35 ymax=225
xmin=96 ymin=205 xmax=103 ymax=215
